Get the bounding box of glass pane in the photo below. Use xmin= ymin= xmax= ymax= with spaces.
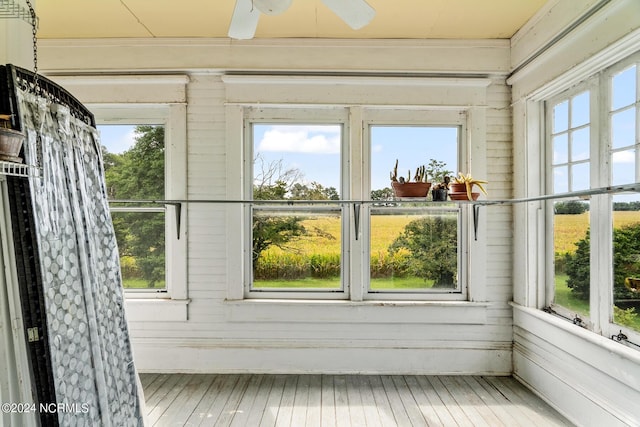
xmin=99 ymin=125 xmax=165 ymax=199
xmin=553 ymin=165 xmax=568 ymax=194
xmin=251 ymin=123 xmax=342 ymax=291
xmin=252 ymin=210 xmax=341 ymax=290
xmin=253 ymin=124 xmax=341 ymax=200
xmin=570 ymin=127 xmax=589 ymax=162
xmin=370 ymin=126 xmax=458 ymax=196
xmin=111 ymin=211 xmax=166 ymax=289
xmin=553 ymin=100 xmax=569 ymax=133
xmin=369 ymin=126 xmax=459 ymax=292
xmin=611 ymin=108 xmax=636 ymax=150
xmin=571 ymin=162 xmax=590 ymax=191
xmin=571 ymin=91 xmax=590 ymax=128
xmin=553 ymin=201 xmax=590 ymax=317
xmin=553 ymin=134 xmax=568 ymax=165
xmin=612 ymin=194 xmax=640 ymax=333
xmin=612 ymin=65 xmax=637 ymax=111
xmin=370 ymin=210 xmax=458 ymax=291
xmin=612 ymin=149 xmax=636 ymax=185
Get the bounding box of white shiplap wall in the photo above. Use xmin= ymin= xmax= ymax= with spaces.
xmin=39 ymin=39 xmax=514 ymax=374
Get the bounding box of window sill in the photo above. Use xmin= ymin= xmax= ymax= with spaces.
xmin=225 ymin=299 xmax=488 ymax=324
xmin=512 ymin=303 xmax=640 ymax=361
xmin=125 ymin=298 xmax=190 ymax=322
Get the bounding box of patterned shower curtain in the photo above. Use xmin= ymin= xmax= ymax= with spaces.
xmin=17 ymin=89 xmax=145 ymax=426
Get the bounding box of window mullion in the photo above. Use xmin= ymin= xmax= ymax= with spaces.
xmin=349 ymin=107 xmax=364 ymax=301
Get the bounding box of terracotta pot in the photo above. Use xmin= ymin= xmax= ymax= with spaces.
xmin=449 ymin=192 xmax=480 ymax=201
xmin=391 ymin=181 xmax=431 ymax=198
xmin=449 ymin=183 xmax=468 ymax=194
xmin=0 ymin=128 xmax=24 ymax=163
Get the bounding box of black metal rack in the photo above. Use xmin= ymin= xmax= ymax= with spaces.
xmin=1 ymin=64 xmax=95 ymax=129
xmin=1 ymin=63 xmax=96 ymax=427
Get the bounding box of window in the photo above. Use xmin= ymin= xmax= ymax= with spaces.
xmin=610 ymin=62 xmax=640 ymax=334
xmin=548 ymin=89 xmax=592 ymax=321
xmin=367 ymin=125 xmax=461 ymax=294
xmin=242 ymin=107 xmax=470 ymax=301
xmin=99 ymin=124 xmax=166 ymax=291
xmin=93 ymin=105 xmax=187 ymax=307
xmin=250 ymin=121 xmax=345 ymax=297
xmin=545 ymin=53 xmax=640 ymax=340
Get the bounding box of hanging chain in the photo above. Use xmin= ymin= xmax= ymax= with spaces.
xmin=23 ymin=0 xmax=42 ymax=169
xmin=25 ymin=0 xmax=38 ymax=92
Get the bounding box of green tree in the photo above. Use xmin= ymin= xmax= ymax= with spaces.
xmin=565 ymin=230 xmax=590 ymax=300
xmin=103 ymin=125 xmax=165 ymax=287
xmin=251 ymin=159 xmax=336 ymax=265
xmin=252 ymin=216 xmax=306 ymax=264
xmin=370 ymin=187 xmax=394 ymax=201
xmin=554 ymin=201 xmax=589 ymax=214
xmin=290 ymin=182 xmax=339 ymax=200
xmin=612 ymin=223 xmax=640 ymax=301
xmin=566 ymin=223 xmax=640 ymax=301
xmin=388 ymin=216 xmax=457 ymax=286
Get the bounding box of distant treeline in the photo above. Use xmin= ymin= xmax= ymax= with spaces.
xmin=614 ymin=202 xmax=640 ymax=211
xmin=555 ymin=201 xmax=640 ymax=214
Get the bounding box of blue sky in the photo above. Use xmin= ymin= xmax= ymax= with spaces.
xmin=551 ymin=64 xmax=638 ymax=202
xmin=252 ymin=124 xmax=459 ymax=195
xmin=97 ymin=64 xmax=637 ymax=202
xmin=98 ymin=125 xmax=138 ymax=154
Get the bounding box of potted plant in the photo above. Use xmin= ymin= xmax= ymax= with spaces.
xmin=390 ymin=159 xmax=431 ymax=198
xmin=0 ymin=114 xmax=24 ymax=163
xmin=449 ymin=172 xmax=488 ymax=200
xmin=425 ymin=159 xmax=453 ymax=201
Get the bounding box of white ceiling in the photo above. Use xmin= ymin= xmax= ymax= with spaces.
xmin=35 ymin=0 xmax=549 ymax=40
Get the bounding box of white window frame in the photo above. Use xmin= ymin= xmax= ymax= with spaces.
xmin=241 ymin=107 xmax=471 ymax=301
xmin=243 ymin=107 xmax=350 ymax=300
xmin=51 ymin=74 xmax=192 ymax=321
xmin=544 ymin=81 xmax=598 ymax=326
xmin=602 ymin=54 xmax=640 ymax=342
xmin=362 ymin=108 xmax=469 ymax=301
xmin=542 ymin=51 xmax=640 ymax=345
xmin=91 ymin=105 xmax=186 ymax=299
xmin=224 ymin=75 xmax=489 ymax=305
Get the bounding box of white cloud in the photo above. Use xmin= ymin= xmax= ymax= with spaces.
xmin=257 ymin=126 xmax=341 ymax=154
xmin=612 ymin=150 xmax=636 ymax=163
xmin=372 ymin=144 xmax=383 ymax=153
xmin=98 ymin=126 xmax=137 ymax=154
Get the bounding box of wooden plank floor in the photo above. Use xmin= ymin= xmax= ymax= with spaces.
xmin=140 ymin=374 xmax=572 ymax=427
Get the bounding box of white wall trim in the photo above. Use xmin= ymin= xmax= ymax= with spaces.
xmin=513 ymin=304 xmax=640 ymax=371
xmin=225 ymin=300 xmax=489 ymax=324
xmin=223 ymin=75 xmax=492 ymax=107
xmin=38 ymin=37 xmax=510 ymax=75
xmin=49 ymin=74 xmax=189 ymax=104
xmin=132 ymin=338 xmax=511 ymax=375
xmin=513 ymin=303 xmax=640 ymax=426
xmin=125 ymin=299 xmax=190 ymax=322
xmin=509 ymin=0 xmax=640 ymax=100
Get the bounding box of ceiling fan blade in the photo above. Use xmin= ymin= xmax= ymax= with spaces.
xmin=321 ymin=0 xmax=375 ymax=30
xmin=228 ymin=0 xmax=261 ymax=39
xmin=254 ymin=0 xmax=292 ymax=15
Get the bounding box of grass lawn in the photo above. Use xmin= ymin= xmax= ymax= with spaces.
xmin=554 ymin=274 xmax=589 ymax=316
xmin=555 ymin=274 xmax=640 ymax=331
xmin=123 ymin=278 xmax=166 ymax=289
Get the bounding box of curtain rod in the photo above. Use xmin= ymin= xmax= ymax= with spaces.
xmin=108 ymin=182 xmax=640 ymax=206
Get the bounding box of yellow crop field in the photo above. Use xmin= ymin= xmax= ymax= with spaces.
xmin=263 ymin=211 xmax=640 ymax=257
xmin=554 ymin=211 xmax=640 ymax=254
xmin=263 ymin=215 xmax=415 ymax=256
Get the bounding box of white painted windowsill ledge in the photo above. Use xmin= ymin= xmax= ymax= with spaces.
xmin=225 ymin=299 xmax=489 ymax=324
xmin=125 ymin=299 xmax=190 ymax=322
